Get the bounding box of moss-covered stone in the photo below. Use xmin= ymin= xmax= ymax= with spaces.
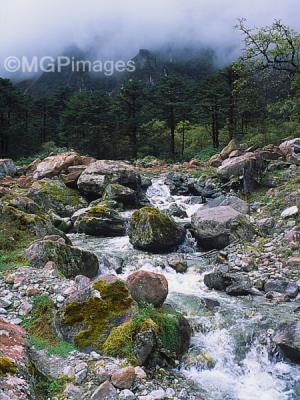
xmin=57 ymin=276 xmax=133 ymax=351
xmin=73 ymin=204 xmax=125 ymax=236
xmin=28 ymin=178 xmax=87 ymax=217
xmin=22 ymin=239 xmax=99 ymax=278
xmin=0 ymin=357 xmax=17 ymax=376
xmin=128 ymin=207 xmax=185 ymax=252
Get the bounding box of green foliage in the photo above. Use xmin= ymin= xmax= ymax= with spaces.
xmin=16 ymin=143 xmax=69 ymax=166
xmin=195 ymin=146 xmax=222 ymax=162
xmin=31 ymin=374 xmax=68 ymax=400
xmin=22 ymin=294 xmax=74 ymax=357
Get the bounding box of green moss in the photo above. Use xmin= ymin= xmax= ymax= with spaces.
xmin=60 ymin=278 xmax=133 ymax=350
xmin=102 ymin=321 xmax=136 ymax=362
xmin=128 ymin=207 xmax=183 ymax=251
xmin=0 ymin=219 xmax=37 ymax=272
xmin=22 ymin=294 xmax=74 ymax=357
xmin=0 ymin=357 xmax=17 ymax=376
xmin=103 ymin=302 xmax=182 ymax=363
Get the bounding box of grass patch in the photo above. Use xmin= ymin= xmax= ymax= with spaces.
xmin=23 ymin=294 xmax=75 ymax=357
xmin=31 ymin=373 xmax=68 ymax=399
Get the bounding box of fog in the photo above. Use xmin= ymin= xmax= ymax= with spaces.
xmin=1 ymin=0 xmax=299 ymax=77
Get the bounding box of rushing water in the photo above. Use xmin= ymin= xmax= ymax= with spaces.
xmin=69 ymin=177 xmax=300 ymax=400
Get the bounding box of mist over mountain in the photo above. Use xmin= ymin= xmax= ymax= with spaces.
xmin=1 ymin=0 xmax=300 ymax=81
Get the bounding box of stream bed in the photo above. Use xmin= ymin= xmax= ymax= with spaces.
xmin=69 ymin=178 xmax=300 ymax=400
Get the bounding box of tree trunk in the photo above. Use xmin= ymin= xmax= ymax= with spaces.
xmin=170 ymin=107 xmax=175 ymax=156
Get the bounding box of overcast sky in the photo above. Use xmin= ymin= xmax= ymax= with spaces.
xmin=1 ymin=0 xmax=299 ymax=76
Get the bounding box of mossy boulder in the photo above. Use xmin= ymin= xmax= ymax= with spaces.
xmin=0 ymin=203 xmax=65 ymax=238
xmin=55 ymin=275 xmax=190 ymax=367
xmin=128 ymin=207 xmax=185 ymax=252
xmin=103 ymin=183 xmax=138 ymax=206
xmin=56 ymin=275 xmax=133 ymax=351
xmin=1 ymin=194 xmax=41 ymax=214
xmin=103 ymin=304 xmax=191 ymax=367
xmin=22 ymin=239 xmax=99 ymax=278
xmin=72 ymin=204 xmax=126 ymax=236
xmin=27 ymin=178 xmax=87 ymax=217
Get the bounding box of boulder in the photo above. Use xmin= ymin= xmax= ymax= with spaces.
xmin=91 ymin=381 xmax=118 ymax=400
xmin=264 ymin=279 xmax=298 ymax=299
xmin=191 ymin=205 xmax=254 ymax=250
xmin=204 ymin=271 xmax=253 ymax=296
xmin=220 ymin=139 xmax=239 ymax=160
xmin=111 ymin=366 xmax=136 ymax=389
xmin=56 ymin=275 xmax=133 ymax=350
xmin=61 ymin=165 xmax=87 ymax=188
xmin=273 ymin=321 xmax=300 ymax=362
xmin=281 ymin=206 xmax=298 ymax=218
xmin=128 ymin=207 xmax=185 ymax=252
xmin=72 ymin=204 xmax=126 ymax=236
xmin=165 ymin=203 xmax=188 ymax=218
xmin=217 ymin=152 xmax=266 ymax=193
xmin=32 ymin=151 xmax=93 ymax=179
xmin=77 ymin=160 xmax=141 ymax=198
xmin=167 ymin=255 xmax=188 ymax=273
xmin=22 ymin=239 xmax=99 ymax=278
xmin=0 ymin=159 xmax=17 ymax=178
xmin=27 ymin=178 xmax=87 ymax=217
xmin=219 ymin=195 xmax=249 ymax=215
xmin=126 ymin=271 xmax=168 ymax=307
xmin=103 ymin=183 xmax=137 ymax=206
xmin=208 ymin=153 xmax=222 ymax=167
xmin=279 ymin=138 xmax=300 ymax=162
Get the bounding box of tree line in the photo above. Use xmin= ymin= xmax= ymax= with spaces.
xmin=1 ymin=19 xmax=300 ymax=162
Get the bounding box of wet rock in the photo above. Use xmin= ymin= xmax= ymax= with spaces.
xmin=167 ymin=255 xmax=188 ymax=273
xmin=264 ymin=279 xmax=298 ymax=299
xmin=72 ymin=203 xmax=126 ymax=236
xmin=141 ymin=176 xmax=152 ymax=189
xmin=204 ymin=271 xmax=253 ymax=296
xmin=127 ymin=271 xmax=168 ymax=307
xmin=91 ymin=380 xmax=118 ymax=400
xmin=0 ymin=159 xmax=17 ymax=178
xmin=103 ymin=183 xmax=138 ymax=206
xmin=111 ymin=366 xmax=136 ymax=389
xmin=78 ymin=160 xmax=141 ymax=198
xmin=32 ymin=151 xmax=92 ymax=179
xmin=128 ymin=207 xmax=185 ymax=252
xmin=273 ymin=321 xmax=300 ymax=362
xmin=191 ymin=206 xmax=254 ymax=250
xmin=165 ymin=203 xmax=188 ymax=218
xmin=164 ymin=172 xmax=190 ymax=195
xmin=203 ymin=271 xmax=228 ymax=291
xmin=22 ymin=239 xmax=99 ymax=278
